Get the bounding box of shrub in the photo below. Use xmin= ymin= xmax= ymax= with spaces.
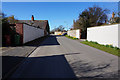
xmin=90 ymin=41 xmax=93 ymax=43
xmin=89 ymin=41 xmax=98 ymax=44
xmin=101 ymin=44 xmax=105 ymax=46
xmin=114 ymin=47 xmax=119 ymax=50
xmin=105 ymin=44 xmax=114 ymax=48
xmin=109 ymin=45 xmax=114 ymax=48
xmin=105 ymin=45 xmax=109 ymax=47
xmin=65 ymin=35 xmax=78 ymax=40
xmin=93 ymin=42 xmax=98 ymax=44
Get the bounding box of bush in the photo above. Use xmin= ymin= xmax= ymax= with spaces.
xmin=65 ymin=35 xmax=78 ymax=40
xmin=89 ymin=41 xmax=98 ymax=44
xmin=114 ymin=47 xmax=119 ymax=50
xmin=93 ymin=42 xmax=98 ymax=44
xmin=105 ymin=44 xmax=114 ymax=48
xmin=105 ymin=45 xmax=109 ymax=47
xmin=88 ymin=41 xmax=119 ymax=49
xmin=109 ymin=45 xmax=114 ymax=48
xmin=101 ymin=44 xmax=105 ymax=46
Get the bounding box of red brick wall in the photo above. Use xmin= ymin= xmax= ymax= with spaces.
xmin=15 ymin=23 xmax=23 ymax=44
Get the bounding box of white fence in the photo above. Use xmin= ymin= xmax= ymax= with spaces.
xmin=87 ymin=24 xmax=120 ymax=48
xmin=23 ymin=24 xmax=44 ymax=43
xmin=67 ymin=29 xmax=81 ymax=39
xmin=55 ymin=31 xmax=66 ymax=35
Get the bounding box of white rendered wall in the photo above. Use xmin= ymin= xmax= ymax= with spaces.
xmin=118 ymin=24 xmax=120 ymax=48
xmin=67 ymin=29 xmax=81 ymax=39
xmin=55 ymin=32 xmax=62 ymax=35
xmin=87 ymin=24 xmax=119 ymax=48
xmin=76 ymin=29 xmax=80 ymax=38
xmin=55 ymin=31 xmax=66 ymax=35
xmin=23 ymin=24 xmax=44 ymax=43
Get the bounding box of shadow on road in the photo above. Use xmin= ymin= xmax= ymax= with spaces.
xmin=2 ymin=56 xmax=24 ymax=79
xmin=2 ymin=55 xmax=78 ymax=80
xmin=40 ymin=35 xmax=60 ymax=46
xmin=70 ymin=60 xmax=119 ymax=78
xmin=2 ymin=35 xmax=61 ymax=79
xmin=3 ymin=54 xmax=119 ymax=80
xmin=2 ymin=35 xmax=119 ymax=80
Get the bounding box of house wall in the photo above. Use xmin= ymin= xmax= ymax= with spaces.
xmin=23 ymin=24 xmax=44 ymax=43
xmin=15 ymin=23 xmax=23 ymax=43
xmin=44 ymin=30 xmax=49 ymax=36
xmin=67 ymin=29 xmax=81 ymax=39
xmin=87 ymin=24 xmax=119 ymax=48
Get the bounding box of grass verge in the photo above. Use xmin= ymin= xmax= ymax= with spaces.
xmin=81 ymin=41 xmax=120 ymax=57
xmin=65 ymin=35 xmax=78 ymax=40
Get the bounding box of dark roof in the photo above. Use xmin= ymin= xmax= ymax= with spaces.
xmin=18 ymin=20 xmax=49 ymax=29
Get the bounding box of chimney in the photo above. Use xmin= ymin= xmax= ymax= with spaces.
xmin=112 ymin=12 xmax=115 ymax=18
xmin=31 ymin=15 xmax=34 ymax=21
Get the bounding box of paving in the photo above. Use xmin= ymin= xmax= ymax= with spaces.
xmin=2 ymin=36 xmax=48 ymax=79
xmin=9 ymin=35 xmax=119 ymax=79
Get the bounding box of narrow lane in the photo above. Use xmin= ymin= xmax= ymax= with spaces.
xmin=11 ymin=35 xmax=119 ymax=79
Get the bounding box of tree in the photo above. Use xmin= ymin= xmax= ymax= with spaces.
xmin=73 ymin=5 xmax=109 ymax=31
xmin=50 ymin=25 xmax=65 ymax=34
xmin=1 ymin=13 xmax=18 ymax=24
xmin=0 ymin=13 xmax=8 ymax=24
xmin=118 ymin=12 xmax=120 ymax=17
xmin=0 ymin=13 xmax=2 ymax=24
xmin=1 ymin=13 xmax=18 ymax=36
xmin=73 ymin=5 xmax=109 ymax=39
xmin=73 ymin=20 xmax=81 ymax=29
xmin=7 ymin=15 xmax=18 ymax=24
xmin=54 ymin=25 xmax=65 ymax=32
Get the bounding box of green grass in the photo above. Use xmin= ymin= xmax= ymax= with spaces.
xmin=65 ymin=35 xmax=78 ymax=40
xmin=81 ymin=40 xmax=120 ymax=57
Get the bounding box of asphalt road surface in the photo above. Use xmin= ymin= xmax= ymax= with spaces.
xmin=10 ymin=35 xmax=119 ymax=79
xmin=2 ymin=36 xmax=46 ymax=79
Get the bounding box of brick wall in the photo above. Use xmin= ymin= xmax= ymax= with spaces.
xmin=15 ymin=23 xmax=23 ymax=44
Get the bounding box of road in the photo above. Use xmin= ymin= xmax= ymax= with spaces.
xmin=10 ymin=35 xmax=119 ymax=79
xmin=2 ymin=36 xmax=46 ymax=79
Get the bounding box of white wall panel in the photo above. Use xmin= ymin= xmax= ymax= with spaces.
xmin=87 ymin=24 xmax=119 ymax=48
xmin=118 ymin=24 xmax=120 ymax=48
xmin=23 ymin=24 xmax=44 ymax=43
xmin=67 ymin=29 xmax=81 ymax=39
